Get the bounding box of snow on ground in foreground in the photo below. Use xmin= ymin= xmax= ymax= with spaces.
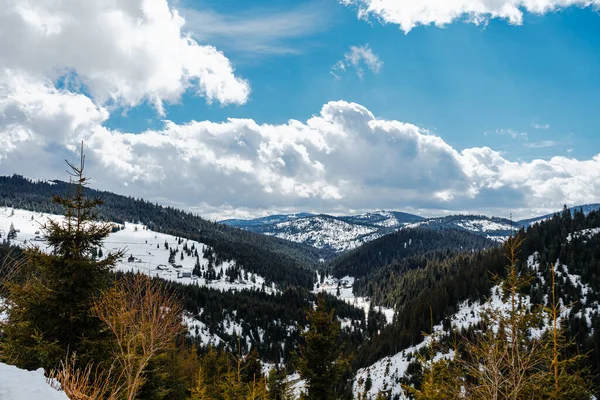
xmin=0 ymin=208 xmax=274 ymax=294
xmin=0 ymin=362 xmax=69 ymax=400
xmin=314 ymin=274 xmax=395 ymax=325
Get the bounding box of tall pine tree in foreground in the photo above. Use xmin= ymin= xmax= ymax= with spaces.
xmin=1 ymin=145 xmax=122 ymax=370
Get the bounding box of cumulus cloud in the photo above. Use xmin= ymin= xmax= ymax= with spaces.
xmin=340 ymin=0 xmax=600 ymax=33
xmin=0 ymin=0 xmax=250 ymax=115
xmin=0 ymin=72 xmax=598 ymax=220
xmin=332 ymin=45 xmax=383 ymax=79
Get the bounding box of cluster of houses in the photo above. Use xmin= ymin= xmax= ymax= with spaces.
xmin=323 ymin=277 xmax=352 ymax=289
xmin=126 ymin=255 xmax=195 ymax=280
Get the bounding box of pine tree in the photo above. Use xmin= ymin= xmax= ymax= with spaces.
xmin=7 ymin=223 xmax=16 ymax=240
xmin=295 ymin=292 xmax=349 ymax=400
xmin=267 ymin=367 xmax=293 ymax=400
xmin=416 ymin=234 xmax=594 ymax=399
xmin=1 ymin=145 xmax=123 ymax=370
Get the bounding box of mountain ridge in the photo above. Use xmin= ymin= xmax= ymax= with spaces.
xmin=220 ymin=205 xmax=600 ymax=253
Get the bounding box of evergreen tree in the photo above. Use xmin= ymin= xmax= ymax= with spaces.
xmin=295 ymin=292 xmax=349 ymax=400
xmin=1 ymin=146 xmax=123 ymax=370
xmin=7 ymin=223 xmax=16 ymax=240
xmin=267 ymin=367 xmax=293 ymax=400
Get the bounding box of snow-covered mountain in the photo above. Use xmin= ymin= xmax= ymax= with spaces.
xmin=405 ymin=215 xmax=516 ymax=242
xmin=221 ymin=205 xmax=600 ymax=253
xmin=222 ymin=211 xmax=424 ymax=253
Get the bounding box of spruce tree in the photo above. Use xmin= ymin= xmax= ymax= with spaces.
xmin=295 ymin=292 xmax=349 ymax=400
xmin=1 ymin=145 xmax=122 ymax=370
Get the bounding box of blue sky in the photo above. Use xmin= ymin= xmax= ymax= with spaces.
xmin=1 ymin=0 xmax=599 ymax=219
xmin=107 ymin=0 xmax=600 ymax=161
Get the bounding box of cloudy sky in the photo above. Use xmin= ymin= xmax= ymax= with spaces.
xmin=0 ymin=0 xmax=599 ymax=220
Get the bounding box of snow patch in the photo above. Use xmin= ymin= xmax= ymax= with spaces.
xmin=0 ymin=362 xmax=70 ymax=400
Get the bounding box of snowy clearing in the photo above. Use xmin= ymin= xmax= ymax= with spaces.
xmin=0 ymin=207 xmax=274 ymax=294
xmin=314 ymin=274 xmax=395 ymax=325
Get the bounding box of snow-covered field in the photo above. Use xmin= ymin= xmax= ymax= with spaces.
xmin=0 ymin=207 xmax=274 ymax=294
xmin=0 ymin=362 xmax=68 ymax=400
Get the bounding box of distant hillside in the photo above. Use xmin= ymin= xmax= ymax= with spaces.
xmin=220 ymin=206 xmax=600 ymax=255
xmin=221 ymin=211 xmax=424 ymax=253
xmin=329 ymin=228 xmax=497 ymax=279
xmin=0 ymin=175 xmax=325 ymax=288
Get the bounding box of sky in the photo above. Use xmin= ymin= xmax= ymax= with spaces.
xmin=0 ymin=0 xmax=599 ymax=220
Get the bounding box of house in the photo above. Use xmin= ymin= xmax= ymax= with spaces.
xmin=127 ymin=255 xmax=136 ymax=263
xmin=177 ymin=271 xmax=192 ymax=279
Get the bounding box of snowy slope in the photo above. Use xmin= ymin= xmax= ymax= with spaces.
xmin=0 ymin=362 xmax=69 ymax=400
xmin=404 ymin=215 xmax=515 ymax=242
xmin=222 ymin=211 xmax=423 ymax=253
xmin=0 ymin=207 xmax=274 ymax=294
xmin=353 ymin=247 xmax=600 ymax=399
xmin=314 ymin=274 xmax=394 ymax=325
xmin=264 ymin=216 xmax=381 ymax=253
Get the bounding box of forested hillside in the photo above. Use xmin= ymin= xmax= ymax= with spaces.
xmin=330 ymin=228 xmax=497 ymax=279
xmin=0 ymin=175 xmax=323 ymax=288
xmin=352 ymin=207 xmax=600 ymax=397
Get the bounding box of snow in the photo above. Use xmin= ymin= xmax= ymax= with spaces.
xmin=455 ymin=219 xmax=513 ymax=233
xmin=286 ymin=373 xmax=306 ymax=399
xmin=567 ymin=227 xmax=600 ymax=243
xmin=0 ymin=362 xmax=70 ymax=400
xmin=314 ymin=274 xmax=394 ymax=325
xmin=266 ymin=216 xmax=380 ymax=253
xmin=0 ymin=297 xmax=7 ymax=323
xmin=105 ymin=222 xmax=275 ymax=294
xmin=0 ymin=207 xmax=274 ymax=294
xmin=352 ymin=283 xmax=517 ymax=399
xmin=183 ymin=312 xmax=224 ymax=346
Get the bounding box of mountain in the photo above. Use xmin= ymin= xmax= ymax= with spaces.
xmin=221 ymin=211 xmax=425 ymax=253
xmin=221 ymin=206 xmax=600 ymax=254
xmin=220 ymin=213 xmax=315 ymax=229
xmin=349 ymin=208 xmax=600 ymax=398
xmin=517 ymin=203 xmax=600 ymax=227
xmin=329 ymin=227 xmax=498 ymax=279
xmin=405 ymin=214 xmax=516 ymax=241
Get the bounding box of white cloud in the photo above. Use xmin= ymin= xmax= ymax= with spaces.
xmin=1 ymin=73 xmax=599 ymax=220
xmin=332 ymin=45 xmax=383 ymax=79
xmin=340 ymin=0 xmax=600 ymax=33
xmin=0 ymin=0 xmax=250 ymax=115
